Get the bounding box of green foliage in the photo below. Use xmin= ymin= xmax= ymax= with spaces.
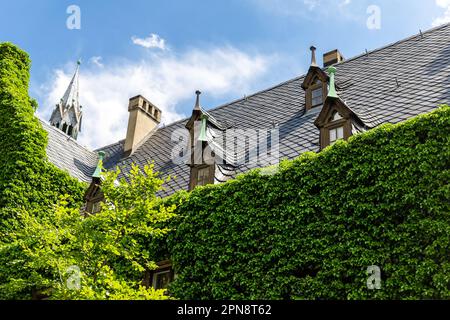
xmin=0 ymin=43 xmax=85 ymax=298
xmin=0 ymin=42 xmax=86 ymax=298
xmin=0 ymin=42 xmax=84 ymax=220
xmin=0 ymin=164 xmax=176 ymax=300
xmin=166 ymin=106 xmax=450 ymax=300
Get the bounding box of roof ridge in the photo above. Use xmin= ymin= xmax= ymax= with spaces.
xmin=331 ymin=22 xmax=450 ymax=68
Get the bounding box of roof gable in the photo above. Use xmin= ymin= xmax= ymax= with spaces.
xmin=301 ymin=66 xmax=329 ymax=89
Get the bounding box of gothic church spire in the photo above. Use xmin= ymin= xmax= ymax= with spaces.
xmin=49 ymin=60 xmax=82 ymax=140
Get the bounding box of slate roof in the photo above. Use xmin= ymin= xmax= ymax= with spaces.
xmin=45 ymin=23 xmax=450 ymax=196
xmin=41 ymin=120 xmax=97 ymax=182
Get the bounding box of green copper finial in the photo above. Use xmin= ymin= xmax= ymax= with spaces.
xmin=92 ymin=151 xmax=105 ymax=178
xmin=327 ymin=66 xmax=338 ymax=98
xmin=77 ymin=59 xmax=81 ymax=65
xmin=198 ymin=114 xmax=208 ymax=142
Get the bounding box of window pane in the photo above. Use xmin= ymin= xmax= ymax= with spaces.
xmin=92 ymin=201 xmax=101 ymax=214
xmin=153 ymin=270 xmax=171 ymax=290
xmin=312 ymin=97 xmax=322 ymax=106
xmin=329 ymin=126 xmax=344 ymax=145
xmin=337 ymin=126 xmax=344 ymax=139
xmin=311 ymin=87 xmax=323 ymax=106
xmin=312 ymin=88 xmax=322 ymax=98
xmin=329 ymin=128 xmax=337 ymax=142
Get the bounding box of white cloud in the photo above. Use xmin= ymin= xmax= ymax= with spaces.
xmin=36 ymin=46 xmax=271 ymax=150
xmin=89 ymin=56 xmax=104 ymax=67
xmin=131 ymin=33 xmax=167 ymax=50
xmin=432 ymin=0 xmax=450 ymax=27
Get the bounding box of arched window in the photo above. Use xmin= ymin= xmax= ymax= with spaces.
xmin=62 ymin=123 xmax=68 ymax=133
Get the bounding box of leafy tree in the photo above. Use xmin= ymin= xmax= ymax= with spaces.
xmin=0 ymin=163 xmax=176 ymax=300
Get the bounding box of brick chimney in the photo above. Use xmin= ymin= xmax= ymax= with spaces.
xmin=123 ymin=95 xmax=161 ymax=156
xmin=323 ymin=49 xmax=345 ymax=67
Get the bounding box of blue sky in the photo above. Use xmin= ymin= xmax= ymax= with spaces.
xmin=1 ymin=0 xmax=449 ymax=148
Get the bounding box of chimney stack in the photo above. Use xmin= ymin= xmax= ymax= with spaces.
xmin=123 ymin=95 xmax=161 ymax=156
xmin=323 ymin=49 xmax=345 ymax=68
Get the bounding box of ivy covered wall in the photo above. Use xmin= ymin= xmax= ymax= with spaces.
xmin=165 ymin=106 xmax=450 ymax=299
xmin=0 ymin=42 xmax=84 ymax=222
xmin=0 ymin=43 xmax=85 ymax=298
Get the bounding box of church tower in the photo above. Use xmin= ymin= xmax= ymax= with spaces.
xmin=49 ymin=60 xmax=82 ymax=140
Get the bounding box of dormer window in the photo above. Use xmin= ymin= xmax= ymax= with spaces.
xmin=306 ymin=78 xmax=327 ymax=111
xmin=314 ymin=67 xmax=370 ymax=150
xmin=186 ymin=91 xmax=218 ymax=191
xmin=319 ymin=109 xmax=350 ymax=149
xmin=302 ymin=47 xmax=329 ymax=111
